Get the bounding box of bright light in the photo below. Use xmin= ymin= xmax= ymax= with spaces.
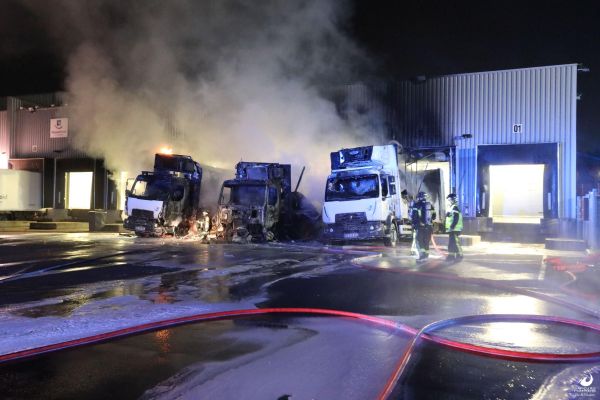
xmin=0 ymin=152 xmax=8 ymax=169
xmin=489 ymin=164 xmax=544 ymax=224
xmin=66 ymin=171 xmax=93 ymax=209
xmin=154 ymin=329 xmax=171 ymax=354
xmin=118 ymin=171 xmax=129 ymax=212
xmin=484 ymin=295 xmax=541 ymax=348
xmin=159 ymin=147 xmax=173 ymax=155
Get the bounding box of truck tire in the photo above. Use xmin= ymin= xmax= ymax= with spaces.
xmin=384 ymin=222 xmax=398 ymax=247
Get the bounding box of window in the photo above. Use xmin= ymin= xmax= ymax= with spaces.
xmin=221 ymin=185 xmax=267 ymax=207
xmin=130 ymin=177 xmax=170 ymax=201
xmin=325 ymin=174 xmax=379 ymax=202
xmin=389 ymin=176 xmax=396 ymax=195
xmin=381 ymin=176 xmax=389 ymax=197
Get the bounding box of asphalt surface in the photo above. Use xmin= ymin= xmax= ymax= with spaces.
xmin=0 ymin=232 xmax=599 ymax=399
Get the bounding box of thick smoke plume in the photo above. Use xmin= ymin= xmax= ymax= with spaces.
xmin=24 ymin=0 xmax=385 ymax=204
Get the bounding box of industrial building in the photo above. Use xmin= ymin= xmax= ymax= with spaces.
xmin=0 ymin=93 xmax=120 ymax=219
xmin=0 ymin=63 xmax=586 ymax=240
xmin=349 ymin=63 xmax=582 ymax=237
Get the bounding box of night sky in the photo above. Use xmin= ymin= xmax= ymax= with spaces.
xmin=1 ymin=0 xmax=599 ymax=153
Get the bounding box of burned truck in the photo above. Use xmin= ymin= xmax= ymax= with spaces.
xmin=216 ymin=162 xmax=315 ymax=242
xmin=124 ymin=153 xmax=203 ymax=236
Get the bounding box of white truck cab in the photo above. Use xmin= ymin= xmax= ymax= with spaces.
xmin=322 ymin=144 xmax=409 ymax=246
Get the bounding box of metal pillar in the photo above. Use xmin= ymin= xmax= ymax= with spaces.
xmin=589 ymin=189 xmax=597 ymax=249
xmin=53 ymin=157 xmax=57 ymax=208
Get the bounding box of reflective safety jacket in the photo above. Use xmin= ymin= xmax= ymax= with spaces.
xmin=445 ymin=204 xmax=463 ymax=232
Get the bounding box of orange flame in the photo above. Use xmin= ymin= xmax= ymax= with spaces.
xmin=159 ymin=146 xmax=173 ymax=155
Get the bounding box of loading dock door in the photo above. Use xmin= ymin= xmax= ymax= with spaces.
xmin=65 ymin=171 xmax=93 ymax=209
xmin=489 ymin=164 xmax=544 ymax=224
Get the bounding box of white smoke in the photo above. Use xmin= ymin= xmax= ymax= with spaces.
xmin=24 ymin=0 xmax=386 ymax=204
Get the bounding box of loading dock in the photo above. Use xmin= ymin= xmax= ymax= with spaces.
xmin=349 ymin=63 xmax=580 ymax=238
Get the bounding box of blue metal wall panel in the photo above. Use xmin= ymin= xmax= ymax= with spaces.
xmin=387 ymin=64 xmax=578 ymax=219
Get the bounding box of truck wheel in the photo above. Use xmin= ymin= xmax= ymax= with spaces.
xmin=384 ymin=223 xmax=398 ymax=247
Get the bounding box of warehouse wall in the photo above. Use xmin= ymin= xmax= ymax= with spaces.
xmin=396 ymin=64 xmax=577 ymax=219
xmin=347 ymin=64 xmax=578 ymax=219
xmin=8 ymin=94 xmax=87 ymax=159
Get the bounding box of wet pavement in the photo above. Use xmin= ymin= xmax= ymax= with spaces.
xmin=0 ymin=232 xmax=599 ymax=399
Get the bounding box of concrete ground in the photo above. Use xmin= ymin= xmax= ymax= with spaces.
xmin=0 ymin=232 xmax=598 ymax=399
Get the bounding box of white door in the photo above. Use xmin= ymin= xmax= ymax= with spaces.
xmin=489 ymin=164 xmax=544 ymax=224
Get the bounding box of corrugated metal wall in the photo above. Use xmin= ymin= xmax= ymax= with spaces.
xmin=348 ymin=64 xmax=578 ymax=219
xmin=394 ymin=65 xmax=577 ymax=147
xmin=8 ymin=94 xmax=87 ymax=159
xmin=396 ymin=64 xmax=577 ymax=219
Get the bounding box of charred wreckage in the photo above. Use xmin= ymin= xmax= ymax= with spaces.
xmin=123 ymin=144 xmax=427 ymax=244
xmin=124 ymin=154 xmax=206 ymax=237
xmin=215 ymin=162 xmax=318 ymax=243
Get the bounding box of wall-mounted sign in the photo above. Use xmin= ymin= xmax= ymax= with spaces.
xmin=50 ymin=118 xmax=68 ymax=138
xmin=512 ymin=123 xmax=523 ymax=134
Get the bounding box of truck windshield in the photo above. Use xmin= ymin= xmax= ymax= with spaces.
xmin=130 ymin=177 xmax=171 ymax=201
xmin=325 ymin=174 xmax=379 ymax=201
xmin=221 ymin=185 xmax=266 ymax=207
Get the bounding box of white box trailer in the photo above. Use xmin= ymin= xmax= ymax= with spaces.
xmin=0 ymin=170 xmax=42 ymax=211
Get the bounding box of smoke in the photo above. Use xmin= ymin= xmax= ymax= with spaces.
xmin=24 ymin=0 xmax=386 ymax=204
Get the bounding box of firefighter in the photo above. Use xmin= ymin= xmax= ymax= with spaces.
xmin=407 ymin=196 xmax=418 ymax=256
xmin=197 ymin=210 xmax=211 ymax=242
xmin=445 ymin=193 xmax=464 ymax=261
xmin=403 ymin=190 xmax=418 ymax=255
xmin=411 ymin=191 xmax=436 ymax=260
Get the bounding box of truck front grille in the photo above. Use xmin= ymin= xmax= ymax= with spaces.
xmin=335 ymin=212 xmax=367 ymax=226
xmin=132 ymin=209 xmax=154 ymax=219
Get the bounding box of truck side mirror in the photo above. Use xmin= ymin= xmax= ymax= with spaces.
xmin=125 ymin=189 xmax=131 ymax=197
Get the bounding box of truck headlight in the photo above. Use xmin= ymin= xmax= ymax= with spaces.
xmin=369 ymin=223 xmax=382 ymax=231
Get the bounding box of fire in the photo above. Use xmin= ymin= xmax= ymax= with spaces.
xmin=159 ymin=146 xmax=173 ymax=155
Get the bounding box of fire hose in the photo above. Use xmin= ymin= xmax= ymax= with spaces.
xmin=2 ymin=247 xmax=600 ymax=399
xmin=1 ymin=307 xmax=600 ymax=399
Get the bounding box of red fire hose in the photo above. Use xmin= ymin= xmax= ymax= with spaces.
xmin=2 ymin=245 xmax=600 ymax=399
xmin=2 ymin=307 xmax=600 ymax=400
